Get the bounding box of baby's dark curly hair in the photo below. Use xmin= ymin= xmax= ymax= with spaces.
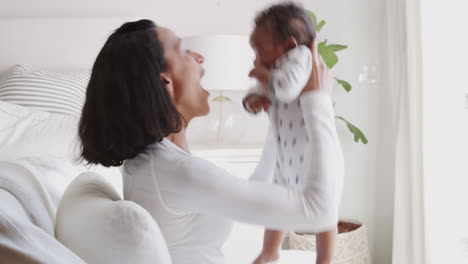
xmin=254 ymin=2 xmax=316 ymax=46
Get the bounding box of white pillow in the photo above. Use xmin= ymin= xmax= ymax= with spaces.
xmin=0 ymin=100 xmax=79 ymax=161
xmin=0 ymin=65 xmax=89 ymax=116
xmin=0 ymin=100 xmax=124 ymax=193
xmin=56 ymin=172 xmax=172 ymax=264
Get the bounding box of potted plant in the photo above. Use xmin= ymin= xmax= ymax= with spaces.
xmin=286 ymin=11 xmax=371 ymax=264
xmin=288 ymin=220 xmax=371 ymax=264
xmin=307 ymin=11 xmax=368 ymax=144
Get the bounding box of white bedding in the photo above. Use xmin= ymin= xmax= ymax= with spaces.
xmin=0 ymin=99 xmax=317 ymax=263
xmin=0 ymin=155 xmax=318 ymax=264
xmin=0 ymin=99 xmax=79 ymax=161
xmin=0 ymin=100 xmax=123 ymax=194
xmin=223 ymin=248 xmax=317 ymax=264
xmin=0 ymin=158 xmax=85 ymax=263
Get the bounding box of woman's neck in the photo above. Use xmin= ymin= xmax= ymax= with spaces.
xmin=167 ymin=126 xmax=190 ymax=153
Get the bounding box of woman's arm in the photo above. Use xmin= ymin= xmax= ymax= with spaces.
xmin=171 ymin=90 xmax=342 ymax=232
xmin=168 ymin=39 xmax=342 ymax=232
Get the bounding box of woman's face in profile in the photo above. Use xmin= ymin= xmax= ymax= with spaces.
xmin=156 ymin=27 xmax=210 ymax=123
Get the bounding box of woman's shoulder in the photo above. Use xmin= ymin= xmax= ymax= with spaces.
xmin=177 ymin=154 xmax=220 ymax=176
xmin=124 ymin=140 xmax=218 ymax=175
xmin=122 ymin=140 xmax=187 ymax=175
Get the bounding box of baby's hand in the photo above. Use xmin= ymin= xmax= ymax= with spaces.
xmin=249 ymin=62 xmax=271 ymax=88
xmin=244 ymin=95 xmax=270 ymax=114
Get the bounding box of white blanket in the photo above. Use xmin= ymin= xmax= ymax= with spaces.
xmin=0 ymin=160 xmax=57 ymax=235
xmin=223 ymin=248 xmax=317 ymax=264
xmin=0 ymin=158 xmax=85 ymax=263
xmin=0 ymin=205 xmax=86 ymax=264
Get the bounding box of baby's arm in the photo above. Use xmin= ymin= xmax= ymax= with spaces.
xmin=269 ymin=45 xmax=312 ymax=103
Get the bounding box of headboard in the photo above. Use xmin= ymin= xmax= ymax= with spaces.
xmin=0 ymin=17 xmax=139 ymax=72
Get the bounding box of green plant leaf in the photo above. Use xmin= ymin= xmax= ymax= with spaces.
xmin=307 ymin=10 xmax=318 ymax=27
xmin=307 ymin=10 xmax=365 ymax=145
xmin=307 ymin=10 xmax=326 ymax=33
xmin=316 ymin=20 xmax=326 ymax=33
xmin=335 ymin=116 xmax=368 ymax=144
xmin=327 ymin=44 xmax=347 ymax=52
xmin=336 ymin=78 xmax=352 ymax=92
xmin=318 ymin=41 xmax=339 ymax=68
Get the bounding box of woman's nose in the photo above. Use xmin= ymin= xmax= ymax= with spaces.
xmin=187 ymin=50 xmax=205 ymax=64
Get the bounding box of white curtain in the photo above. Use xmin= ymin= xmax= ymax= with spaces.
xmin=390 ymin=0 xmax=428 ymax=263
xmin=390 ymin=0 xmax=468 ymax=263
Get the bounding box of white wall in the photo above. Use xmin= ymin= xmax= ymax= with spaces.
xmin=0 ymin=0 xmax=395 ymax=263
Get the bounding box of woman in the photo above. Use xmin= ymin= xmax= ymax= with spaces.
xmin=79 ymin=20 xmax=343 ymax=264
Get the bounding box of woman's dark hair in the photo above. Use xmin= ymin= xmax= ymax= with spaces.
xmin=79 ymin=19 xmax=182 ymax=167
xmin=255 ymin=2 xmax=316 ymax=46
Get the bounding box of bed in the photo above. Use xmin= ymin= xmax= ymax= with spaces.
xmin=0 ymin=17 xmax=319 ymax=263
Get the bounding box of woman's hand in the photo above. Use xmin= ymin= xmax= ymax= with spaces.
xmin=301 ymin=38 xmax=334 ymax=95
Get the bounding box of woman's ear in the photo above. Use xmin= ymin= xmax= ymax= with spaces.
xmin=160 ymin=72 xmax=174 ymax=98
xmin=285 ymin=36 xmax=298 ymax=50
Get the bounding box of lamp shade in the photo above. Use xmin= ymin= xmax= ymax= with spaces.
xmin=181 ymin=35 xmax=256 ymax=91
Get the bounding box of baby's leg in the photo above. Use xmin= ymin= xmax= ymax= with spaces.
xmin=315 ymin=228 xmax=337 ymax=264
xmin=253 ymin=229 xmax=284 ymax=264
xmin=263 ymin=229 xmax=284 ymax=256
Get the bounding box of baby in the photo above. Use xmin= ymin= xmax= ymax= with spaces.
xmin=244 ymin=3 xmax=338 ymax=264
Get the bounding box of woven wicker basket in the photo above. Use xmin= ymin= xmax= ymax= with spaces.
xmin=288 ymin=220 xmax=371 ymax=264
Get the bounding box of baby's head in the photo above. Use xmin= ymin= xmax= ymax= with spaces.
xmin=250 ymin=2 xmax=315 ymax=68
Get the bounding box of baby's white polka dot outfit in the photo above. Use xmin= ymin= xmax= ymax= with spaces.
xmin=245 ymin=45 xmax=313 ymax=190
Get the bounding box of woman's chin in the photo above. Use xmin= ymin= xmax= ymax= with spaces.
xmin=202 ymin=97 xmax=210 ymax=115
xmin=191 ymin=105 xmax=210 ymax=119
xmin=201 ymin=105 xmax=210 ymax=116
